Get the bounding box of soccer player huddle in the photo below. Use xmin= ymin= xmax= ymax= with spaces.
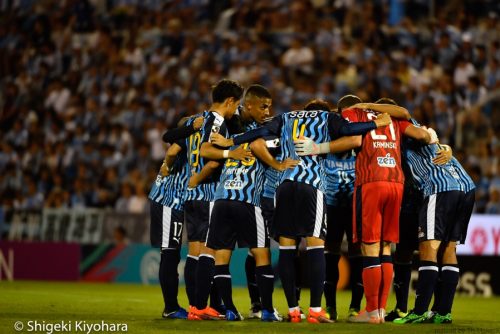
xmin=148 ymin=79 xmax=475 ymax=324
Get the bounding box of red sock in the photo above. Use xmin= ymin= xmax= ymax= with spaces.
xmin=362 ymin=266 xmax=381 ymax=312
xmin=379 ymin=262 xmax=394 ymax=310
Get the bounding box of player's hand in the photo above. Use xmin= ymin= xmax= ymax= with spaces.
xmin=294 ymin=136 xmax=326 ymax=156
xmin=433 ymin=145 xmax=452 ymax=165
xmin=427 ymin=127 xmax=439 ymax=144
xmin=160 ymin=162 xmax=169 ymax=177
xmin=188 ymin=173 xmax=200 ymax=188
xmin=210 ymin=133 xmax=233 ymax=147
xmin=374 ymin=113 xmax=392 ymax=127
xmin=276 ymin=158 xmax=300 ymax=171
xmin=193 ymin=116 xmax=204 ymax=130
xmin=229 ymin=145 xmax=254 ymax=161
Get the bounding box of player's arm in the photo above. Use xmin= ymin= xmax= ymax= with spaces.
xmin=210 ymin=116 xmax=281 ymax=147
xmin=188 ymin=160 xmax=220 ymax=188
xmin=294 ymin=135 xmax=362 ymax=156
xmin=433 ymin=144 xmax=453 ymax=165
xmin=337 ymin=113 xmax=391 ymax=136
xmin=162 ymin=116 xmax=204 ymax=143
xmin=351 ymin=103 xmax=411 ymax=120
xmin=160 ymin=142 xmax=182 ymax=176
xmin=249 ymin=138 xmax=300 ymax=171
xmin=200 ymin=142 xmax=253 ymax=161
xmin=403 ymin=124 xmax=433 ymax=144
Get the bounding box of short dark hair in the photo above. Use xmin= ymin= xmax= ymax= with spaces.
xmin=245 ymin=84 xmax=271 ymax=99
xmin=337 ymin=94 xmax=362 ymax=112
xmin=304 ymin=99 xmax=331 ymax=112
xmin=375 ymin=97 xmax=397 ymax=105
xmin=212 ymin=79 xmax=244 ymax=103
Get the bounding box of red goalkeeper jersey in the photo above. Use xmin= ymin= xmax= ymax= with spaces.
xmin=342 ymin=107 xmax=411 ymax=186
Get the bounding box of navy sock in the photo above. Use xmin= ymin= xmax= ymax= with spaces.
xmin=195 ymin=254 xmax=215 ymax=310
xmin=394 ymin=261 xmax=412 ymax=312
xmin=214 ymin=264 xmax=236 ymax=312
xmin=437 ymin=264 xmax=459 ymax=314
xmin=294 ymin=252 xmax=302 ymax=302
xmin=209 ymin=279 xmax=224 ymax=311
xmin=324 ymin=252 xmax=340 ymax=309
xmin=245 ymin=254 xmax=261 ymax=306
xmin=255 ymin=264 xmax=274 ymax=312
xmin=414 ymin=260 xmax=438 ymax=314
xmin=279 ymin=247 xmax=297 ymax=308
xmin=159 ymin=249 xmax=181 ymax=312
xmin=184 ymin=255 xmax=198 ymax=306
xmin=431 ymin=270 xmax=443 ymax=312
xmin=307 ymin=247 xmax=325 ymax=308
xmin=349 ymin=256 xmax=364 ymax=310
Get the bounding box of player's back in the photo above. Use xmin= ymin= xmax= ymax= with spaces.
xmin=279 ymin=110 xmax=331 ymax=190
xmin=184 ymin=111 xmax=223 ymax=202
xmin=342 ymin=108 xmax=408 ymax=186
xmin=214 ymin=122 xmax=265 ymax=206
xmin=323 ymin=151 xmax=356 ymax=207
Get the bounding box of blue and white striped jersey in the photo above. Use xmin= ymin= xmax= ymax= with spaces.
xmin=262 ymin=136 xmax=282 ymax=199
xmin=185 ymin=111 xmax=226 ymax=202
xmin=404 ymin=119 xmax=476 ymax=197
xmin=148 ymin=140 xmax=189 ymax=211
xmin=266 ymin=110 xmax=346 ymax=191
xmin=214 ymin=122 xmax=266 ymax=206
xmin=323 ymin=151 xmax=356 ymax=207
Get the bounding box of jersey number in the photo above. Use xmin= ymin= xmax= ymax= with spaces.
xmin=292 ymin=119 xmax=306 ymax=140
xmin=367 ymin=113 xmax=396 ymax=141
xmin=189 ymin=132 xmax=202 ymax=167
xmin=225 ymin=143 xmax=255 ymax=167
xmin=172 ymin=221 xmax=183 ymax=242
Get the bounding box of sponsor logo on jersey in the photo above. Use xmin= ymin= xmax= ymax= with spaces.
xmin=224 ymin=179 xmax=243 ymax=190
xmin=377 ymin=153 xmax=396 ymax=168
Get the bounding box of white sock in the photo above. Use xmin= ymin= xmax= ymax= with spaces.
xmin=288 ymin=306 xmax=299 ymax=313
xmin=310 ymin=307 xmax=322 ymax=312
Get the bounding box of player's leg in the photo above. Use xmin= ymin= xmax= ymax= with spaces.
xmin=379 ymin=241 xmax=393 ymax=322
xmin=396 ymin=191 xmax=463 ymax=323
xmin=183 ymin=200 xmax=202 ymax=313
xmin=150 ymin=200 xmax=187 ymax=319
xmin=213 ymin=249 xmax=243 ymax=320
xmin=278 ymin=236 xmax=299 ymax=320
xmin=274 ymin=182 xmax=301 ymax=322
xmin=244 ymin=251 xmax=261 ymax=317
xmin=189 ymin=200 xmax=222 ymax=319
xmin=301 ymin=186 xmax=331 ymax=324
xmin=378 ymin=182 xmax=403 ymax=322
xmin=305 ymin=236 xmax=332 ymax=323
xmin=159 ymin=208 xmax=187 ymax=319
xmin=432 ymin=189 xmax=474 ymax=323
xmin=185 ymin=242 xmax=200 ymax=309
xmin=243 ymin=204 xmax=281 ymax=322
xmin=324 ymin=205 xmax=343 ymax=321
xmin=385 ymin=245 xmax=413 ymax=321
xmin=349 ymin=183 xmax=383 ymax=324
xmin=347 ymin=242 xmax=363 ymax=317
xmin=251 ymin=247 xmax=281 ymax=322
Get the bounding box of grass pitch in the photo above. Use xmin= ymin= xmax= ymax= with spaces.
xmin=1 ymin=281 xmax=499 ymax=334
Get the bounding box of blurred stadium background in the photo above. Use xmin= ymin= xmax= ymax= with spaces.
xmin=0 ymin=0 xmax=499 ymax=331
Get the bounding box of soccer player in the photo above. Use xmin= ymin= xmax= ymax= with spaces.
xmin=380 ymin=97 xmax=453 ymax=322
xmin=393 ymin=120 xmax=476 ymax=324
xmin=296 ymin=99 xmax=434 ymax=323
xmin=182 ymin=79 xmax=249 ymax=320
xmin=149 ymin=115 xmax=203 ymax=319
xmin=215 ymin=103 xmax=392 ymax=323
xmin=206 ymin=84 xmax=298 ymax=322
xmin=317 ymin=97 xmax=363 ymax=321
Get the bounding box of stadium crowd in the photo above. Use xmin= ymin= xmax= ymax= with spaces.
xmin=0 ymin=0 xmax=499 ymax=215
